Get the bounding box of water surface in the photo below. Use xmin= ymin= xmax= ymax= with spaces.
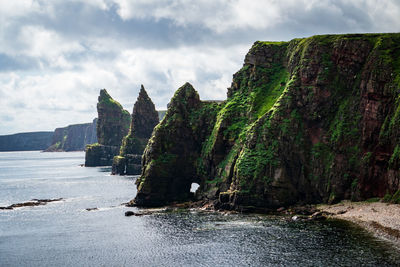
xmin=0 ymin=151 xmax=399 ymax=266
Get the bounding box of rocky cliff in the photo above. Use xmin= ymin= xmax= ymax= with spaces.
xmin=133 ymin=33 xmax=400 ymax=209
xmin=45 ymin=119 xmax=97 ymax=152
xmin=85 ymin=89 xmax=130 ymax=166
xmin=112 ymin=85 xmax=159 ymax=175
xmin=0 ymin=132 xmax=53 ymax=152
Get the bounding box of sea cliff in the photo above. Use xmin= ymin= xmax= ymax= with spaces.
xmin=44 ymin=119 xmax=97 ymax=152
xmin=0 ymin=132 xmax=53 ymax=152
xmin=133 ymin=33 xmax=400 ymax=210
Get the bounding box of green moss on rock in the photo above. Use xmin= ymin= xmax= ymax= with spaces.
xmin=133 ymin=33 xmax=400 ymax=209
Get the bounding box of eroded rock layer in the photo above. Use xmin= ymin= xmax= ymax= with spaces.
xmin=133 ymin=33 xmax=400 ymax=210
xmin=45 ymin=119 xmax=97 ymax=152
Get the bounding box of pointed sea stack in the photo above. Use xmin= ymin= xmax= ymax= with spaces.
xmin=85 ymin=89 xmax=130 ymax=166
xmin=132 ymin=82 xmax=222 ymax=206
xmin=112 ymin=85 xmax=159 ymax=175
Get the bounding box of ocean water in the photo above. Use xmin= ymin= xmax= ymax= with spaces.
xmin=0 ymin=151 xmax=399 ymax=266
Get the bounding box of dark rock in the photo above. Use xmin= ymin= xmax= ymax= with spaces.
xmin=132 ymin=33 xmax=400 ymax=211
xmin=85 ymin=89 xmax=130 ymax=166
xmin=0 ymin=198 xmax=63 ymax=210
xmin=86 ymin=208 xmax=98 ymax=211
xmin=96 ymin=89 xmax=130 ymax=147
xmin=85 ymin=144 xmax=119 ymax=167
xmin=125 ymin=211 xmax=135 ymax=216
xmin=112 ymin=85 xmax=159 ymax=175
xmin=132 ymin=83 xmax=222 ymax=207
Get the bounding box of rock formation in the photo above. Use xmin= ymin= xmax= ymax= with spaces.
xmin=85 ymin=89 xmax=130 ymax=166
xmin=112 ymin=85 xmax=159 ymax=175
xmin=45 ymin=119 xmax=97 ymax=152
xmin=132 ymin=33 xmax=400 ymax=210
xmin=0 ymin=131 xmax=53 ymax=152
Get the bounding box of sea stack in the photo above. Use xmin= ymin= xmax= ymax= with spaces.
xmin=85 ymin=89 xmax=130 ymax=166
xmin=112 ymin=85 xmax=159 ymax=175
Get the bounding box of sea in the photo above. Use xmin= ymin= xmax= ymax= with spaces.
xmin=0 ymin=151 xmax=399 ymax=266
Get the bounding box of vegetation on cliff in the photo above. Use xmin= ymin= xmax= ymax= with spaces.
xmin=133 ymin=33 xmax=400 ymax=210
xmin=112 ymin=85 xmax=159 ymax=175
xmin=85 ymin=89 xmax=130 ymax=166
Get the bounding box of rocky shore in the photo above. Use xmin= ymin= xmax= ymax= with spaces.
xmin=318 ymin=201 xmax=400 ymax=246
xmin=0 ymin=198 xmax=64 ymax=210
xmin=125 ymin=198 xmax=400 ymax=248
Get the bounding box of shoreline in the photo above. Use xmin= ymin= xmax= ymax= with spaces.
xmin=129 ymin=199 xmax=400 ymax=247
xmin=317 ymin=201 xmax=400 ymax=247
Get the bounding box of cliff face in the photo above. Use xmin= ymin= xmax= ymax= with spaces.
xmin=112 ymin=85 xmax=160 ymax=175
xmin=85 ymin=90 xmax=130 ymax=166
xmin=96 ymin=89 xmax=131 ymax=147
xmin=134 ymin=83 xmax=221 ymax=206
xmin=44 ymin=119 xmax=97 ymax=152
xmin=0 ymin=132 xmax=53 ymax=152
xmin=133 ymin=33 xmax=400 ymax=209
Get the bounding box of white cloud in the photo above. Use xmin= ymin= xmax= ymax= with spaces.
xmin=111 ymin=0 xmax=400 ymax=33
xmin=17 ymin=26 xmax=85 ymax=68
xmin=1 ymin=0 xmax=400 ymax=134
xmin=0 ymin=0 xmax=40 ymax=18
xmin=0 ymin=42 xmax=245 ymax=134
xmin=113 ymin=45 xmax=247 ymax=107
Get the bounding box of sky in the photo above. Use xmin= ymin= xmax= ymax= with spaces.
xmin=1 ymin=0 xmax=400 ymax=135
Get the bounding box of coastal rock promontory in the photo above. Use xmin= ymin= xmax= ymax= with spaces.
xmin=132 ymin=33 xmax=400 ymax=210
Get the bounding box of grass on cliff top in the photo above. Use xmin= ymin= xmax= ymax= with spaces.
xmin=251 ymin=68 xmax=290 ymax=118
xmin=99 ymin=93 xmax=127 ymax=112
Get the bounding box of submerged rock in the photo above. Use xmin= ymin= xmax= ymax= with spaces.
xmin=112 ymin=85 xmax=159 ymax=175
xmin=85 ymin=89 xmax=130 ymax=166
xmin=125 ymin=211 xmax=135 ymax=216
xmin=132 ymin=33 xmax=400 ymax=210
xmin=0 ymin=198 xmax=64 ymax=210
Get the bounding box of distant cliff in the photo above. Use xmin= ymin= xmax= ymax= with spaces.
xmin=112 ymin=85 xmax=159 ymax=175
xmin=85 ymin=89 xmax=130 ymax=166
xmin=44 ymin=119 xmax=97 ymax=152
xmin=133 ymin=33 xmax=400 ymax=210
xmin=0 ymin=132 xmax=53 ymax=152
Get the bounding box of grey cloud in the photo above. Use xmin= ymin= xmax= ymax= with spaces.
xmin=1 ymin=0 xmax=400 ymax=134
xmin=0 ymin=54 xmax=39 ymax=72
xmin=1 ymin=114 xmax=14 ymax=122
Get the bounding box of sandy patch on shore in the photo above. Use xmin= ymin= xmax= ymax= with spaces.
xmin=318 ymin=201 xmax=400 ymax=246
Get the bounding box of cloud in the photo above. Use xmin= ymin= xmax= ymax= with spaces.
xmin=111 ymin=0 xmax=400 ymax=33
xmin=1 ymin=0 xmax=400 ymax=134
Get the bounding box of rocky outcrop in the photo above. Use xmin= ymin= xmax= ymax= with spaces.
xmin=0 ymin=131 xmax=53 ymax=152
xmin=112 ymin=85 xmax=159 ymax=175
xmin=44 ymin=119 xmax=97 ymax=152
xmin=134 ymin=83 xmax=222 ymax=206
xmin=85 ymin=89 xmax=130 ymax=166
xmin=132 ymin=33 xmax=400 ymax=209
